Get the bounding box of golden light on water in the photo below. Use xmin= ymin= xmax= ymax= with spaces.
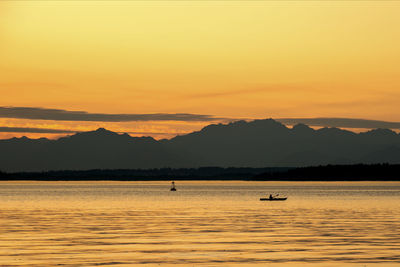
xmin=1 ymin=181 xmax=400 ymax=266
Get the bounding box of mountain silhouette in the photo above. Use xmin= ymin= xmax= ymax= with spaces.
xmin=1 ymin=119 xmax=399 ymax=172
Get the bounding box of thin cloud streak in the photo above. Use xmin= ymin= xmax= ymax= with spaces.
xmin=0 ymin=127 xmax=78 ymax=134
xmin=277 ymin=118 xmax=400 ymax=130
xmin=188 ymin=88 xmax=268 ymax=98
xmin=0 ymin=107 xmax=226 ymax=122
xmin=0 ymin=126 xmax=189 ymax=136
xmin=186 ymin=84 xmax=324 ymax=99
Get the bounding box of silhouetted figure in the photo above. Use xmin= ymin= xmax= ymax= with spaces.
xmin=269 ymin=194 xmax=273 ymax=200
xmin=170 ymin=181 xmax=176 ymax=191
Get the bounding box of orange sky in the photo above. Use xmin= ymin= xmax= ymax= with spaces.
xmin=1 ymin=1 xmax=400 ymax=139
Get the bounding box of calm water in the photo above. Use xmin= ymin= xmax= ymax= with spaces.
xmin=0 ymin=181 xmax=400 ymax=266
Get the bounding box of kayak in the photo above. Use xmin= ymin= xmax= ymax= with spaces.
xmin=260 ymin=197 xmax=287 ymax=201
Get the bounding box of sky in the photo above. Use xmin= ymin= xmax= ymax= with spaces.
xmin=1 ymin=1 xmax=400 ymax=139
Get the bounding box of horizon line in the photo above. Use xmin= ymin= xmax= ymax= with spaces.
xmin=1 ymin=117 xmax=400 ymax=141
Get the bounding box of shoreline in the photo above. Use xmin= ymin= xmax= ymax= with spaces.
xmin=1 ymin=178 xmax=400 ymax=182
xmin=1 ymin=164 xmax=399 ymax=181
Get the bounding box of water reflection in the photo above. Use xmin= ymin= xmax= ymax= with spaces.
xmin=0 ymin=181 xmax=399 ymax=266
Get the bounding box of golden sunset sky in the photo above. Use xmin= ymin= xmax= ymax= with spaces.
xmin=1 ymin=1 xmax=399 ymax=139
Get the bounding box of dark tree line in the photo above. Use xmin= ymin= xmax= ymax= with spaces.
xmin=0 ymin=164 xmax=399 ymax=181
xmin=254 ymin=163 xmax=400 ymax=181
xmin=0 ymin=167 xmax=286 ymax=181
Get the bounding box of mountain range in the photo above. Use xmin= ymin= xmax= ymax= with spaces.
xmin=1 ymin=119 xmax=400 ymax=172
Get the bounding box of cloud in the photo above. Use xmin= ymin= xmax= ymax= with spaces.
xmin=188 ymin=88 xmax=268 ymax=98
xmin=186 ymin=84 xmax=325 ymax=99
xmin=0 ymin=127 xmax=78 ymax=134
xmin=2 ymin=117 xmax=400 ymax=137
xmin=0 ymin=127 xmax=188 ymax=136
xmin=0 ymin=106 xmax=225 ymax=122
xmin=277 ymin=118 xmax=400 ymax=130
